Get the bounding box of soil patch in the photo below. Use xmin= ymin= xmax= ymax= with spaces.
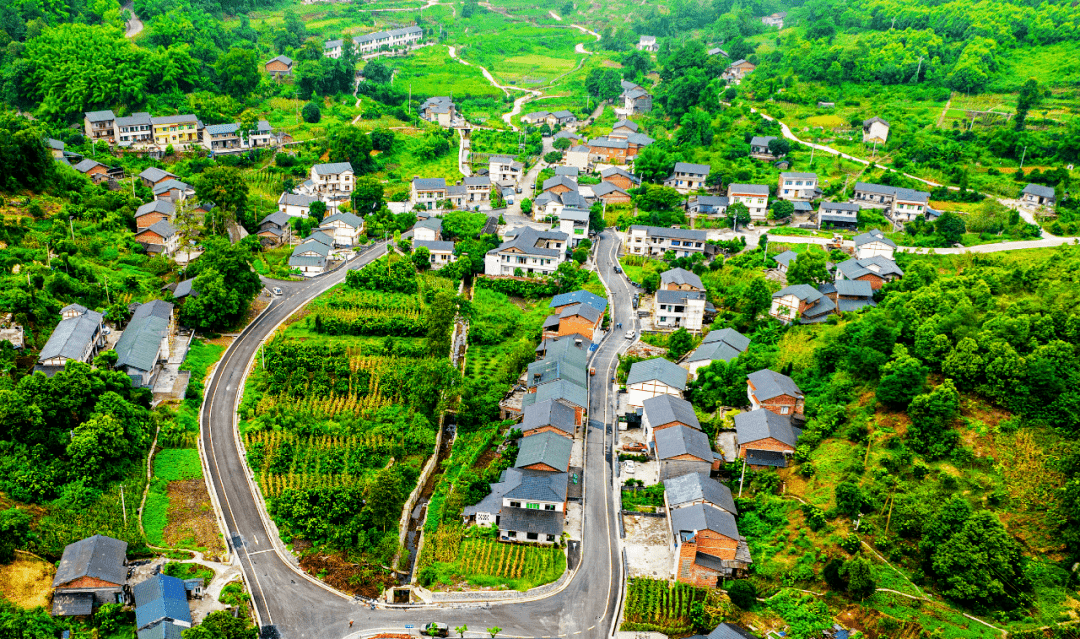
xmin=164 ymin=478 xmax=226 ymax=560
xmin=472 ymin=447 xmax=498 ymax=470
xmin=0 ymin=555 xmax=54 ymax=608
xmin=298 ymin=551 xmax=396 ymax=598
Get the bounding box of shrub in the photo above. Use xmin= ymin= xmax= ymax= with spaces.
xmin=727 ymin=579 xmax=756 ymax=609
xmin=302 ymin=102 xmax=321 ymax=123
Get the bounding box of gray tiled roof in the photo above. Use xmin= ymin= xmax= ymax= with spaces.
xmin=313 ymin=161 xmax=353 ymax=175
xmin=780 ymin=172 xmax=817 ymax=179
xmin=629 ymin=358 xmax=688 ymax=391
xmin=491 ymin=226 xmax=568 ymax=259
xmin=543 ymin=175 xmax=578 ymax=192
xmin=672 ymin=162 xmax=710 ymax=175
xmin=821 ymin=201 xmax=860 ymax=213
xmin=1023 ymin=183 xmax=1056 ymax=199
xmin=772 ymin=250 xmax=798 ymax=268
xmin=613 ymin=118 xmax=638 ymax=132
xmin=85 ymin=110 xmax=116 ymax=122
xmin=73 ymin=159 xmax=104 ymax=173
xmin=750 ymin=136 xmax=776 ymax=147
xmin=554 ymin=166 xmax=579 ymax=177
xmin=279 ymin=192 xmax=318 ymax=207
xmin=853 ymin=229 xmax=896 ymax=248
xmin=670 ymin=503 xmax=740 ymax=541
xmin=834 ymin=280 xmax=873 ymax=298
xmin=135 ymin=200 xmax=175 ymax=218
xmin=707 ymin=623 xmax=760 ymax=639
xmin=626 ymin=132 xmax=655 ymax=146
xmin=552 ymin=110 xmax=575 ymax=119
xmin=414 ymin=239 xmax=455 ymax=253
xmin=660 ymin=267 xmax=703 ymax=290
xmin=689 ymin=195 xmax=728 ymax=208
xmin=173 ymin=278 xmax=197 ymax=299
xmin=836 ymin=256 xmax=904 ymax=280
xmin=413 ymin=177 xmax=447 ymax=190
xmin=462 ymin=468 xmax=523 ymax=517
xmin=498 ymin=507 xmax=563 ymax=536
xmin=558 ymin=302 xmax=602 ymax=323
xmin=61 ymin=303 xmax=88 ymax=315
xmin=153 ymin=179 xmax=190 ymax=195
xmin=138 ymin=622 xmax=185 ymax=639
xmin=133 ymin=574 xmax=191 ymax=630
xmin=53 ymin=535 xmax=127 ymax=587
xmin=863 ymin=116 xmax=890 ymax=128
xmin=590 ymin=182 xmax=629 ymax=198
xmin=655 ymin=425 xmax=713 ymax=463
xmin=747 ymin=369 xmax=802 ymax=401
xmin=664 ymin=472 xmax=737 ymax=514
xmin=837 ymin=297 xmax=875 ymax=313
xmin=656 ymin=289 xmax=706 ymax=306
xmin=703 ymin=327 xmax=750 ymax=350
xmin=294 ymin=239 xmax=331 ymax=257
xmin=629 ymin=225 xmax=706 ymax=242
xmin=854 ymin=182 xmax=929 ymax=203
xmin=524 ymin=377 xmax=587 ymax=409
xmin=515 ymin=430 xmax=573 ymax=471
xmin=53 ymin=592 xmax=94 ymax=616
xmin=505 ymin=469 xmax=568 ymax=502
xmin=38 ymin=310 xmax=103 ymax=363
xmin=745 ymin=449 xmax=788 ymax=467
xmin=114 ymin=300 xmax=172 ymax=373
xmin=322 ymin=212 xmax=364 ymax=228
xmin=526 ymin=356 xmax=588 ymax=389
xmin=735 ymin=408 xmax=798 ymax=448
xmin=307 ymin=230 xmax=335 ymax=247
xmin=288 ymin=255 xmax=327 ymax=268
xmin=588 ymin=136 xmax=628 ymax=149
xmin=550 ymin=290 xmax=607 ymax=312
xmin=600 ymin=166 xmax=640 ymax=183
xmin=151 ymin=114 xmax=197 ymax=125
xmin=204 ymin=122 xmax=238 ymax=136
xmin=643 ymin=394 xmax=698 ymax=429
xmin=268 ymin=54 xmax=293 ymax=66
xmin=519 ymin=399 xmax=576 ymax=435
xmin=687 ymin=328 xmax=749 ymax=364
xmin=728 ymin=183 xmax=770 ymax=196
xmin=324 ymin=39 xmax=343 ymax=48
xmin=139 ymin=167 xmax=175 ymax=182
xmin=772 ymin=284 xmax=822 ymax=302
xmin=541 ymin=335 xmax=591 ymax=364
xmin=463 ymin=175 xmax=490 ymax=187
xmin=259 ymin=211 xmax=291 ymax=228
xmin=144 ymin=220 xmax=177 ymax=240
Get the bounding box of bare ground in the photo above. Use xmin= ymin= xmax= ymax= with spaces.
xmin=298 ymin=551 xmax=396 ymax=598
xmin=0 ymin=555 xmax=54 ymax=608
xmin=164 ymin=479 xmax=226 ymax=560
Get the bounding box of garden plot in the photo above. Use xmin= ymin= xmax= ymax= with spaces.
xmin=621 ymin=515 xmax=673 ymax=579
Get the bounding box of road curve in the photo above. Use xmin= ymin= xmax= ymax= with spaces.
xmin=201 ymin=235 xmax=631 ymax=639
xmin=123 ymin=1 xmax=143 ymax=37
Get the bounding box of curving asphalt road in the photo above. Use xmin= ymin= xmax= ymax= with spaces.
xmin=201 ymin=233 xmax=635 ymax=639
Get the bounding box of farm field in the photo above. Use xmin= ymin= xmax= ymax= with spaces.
xmin=420 ymin=527 xmax=567 ymax=591
xmin=391 ymin=46 xmax=505 ymax=101
xmin=620 ymin=578 xmax=709 ymax=635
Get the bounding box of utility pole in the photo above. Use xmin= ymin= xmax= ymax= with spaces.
xmin=1019 ymin=145 xmax=1028 ymax=170
xmin=762 ymin=235 xmax=769 ymax=265
xmin=914 ymin=56 xmax=924 ymax=83
xmin=120 ymin=485 xmax=127 ymax=526
xmin=104 ymin=275 xmax=110 ymax=305
xmin=68 ymin=216 xmax=75 ymax=242
xmin=737 ymin=457 xmax=747 ymax=497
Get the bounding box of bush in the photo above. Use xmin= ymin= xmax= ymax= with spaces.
xmin=302 ymin=102 xmax=321 ymax=123
xmin=727 ymin=580 xmax=756 ymax=609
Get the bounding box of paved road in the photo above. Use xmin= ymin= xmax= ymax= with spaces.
xmin=201 ymin=235 xmax=633 ymax=638
xmin=123 ymin=1 xmax=142 ymax=37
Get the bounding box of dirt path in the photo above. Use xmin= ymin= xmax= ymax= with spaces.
xmin=123 ymin=0 xmax=143 ymax=37
xmin=549 ymin=10 xmax=562 ymax=20
xmin=936 ymin=92 xmax=953 ymax=128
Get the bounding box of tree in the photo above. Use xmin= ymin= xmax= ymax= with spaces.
xmin=0 ymin=508 xmax=31 ymax=563
xmin=521 ymin=197 xmax=533 ymax=215
xmin=667 ymin=328 xmax=694 ymax=360
xmin=728 ymin=202 xmax=751 ymax=230
xmin=95 ymin=603 xmax=125 ymax=635
xmin=907 ymin=379 xmax=960 ymax=459
xmin=309 ymin=201 xmax=327 ymax=224
xmin=1014 ymin=78 xmax=1041 ymax=131
xmin=183 ymin=611 xmax=258 ymax=639
xmin=487 ymin=628 xmax=502 ymax=638
xmin=876 ymin=345 xmax=928 ymax=408
xmin=412 ymin=246 xmax=431 ymax=271
xmin=552 ymin=137 xmax=572 ymax=151
xmin=572 ymin=247 xmax=588 ymax=264
xmin=786 ymin=247 xmax=829 ymax=286
xmin=455 ymin=626 xmax=468 ymax=638
xmin=371 ymin=127 xmax=395 ymax=152
xmin=351 ymin=176 xmax=385 ymax=216
xmin=767 ymin=137 xmax=791 ymax=157
xmin=66 ymin=413 xmax=127 ymax=485
xmin=462 ymin=0 xmax=477 ymax=17
xmin=689 ymin=358 xmax=747 ymax=411
xmin=834 ymin=481 xmax=864 ymax=516
xmin=302 ymin=102 xmax=321 ymax=123
xmin=935 ymin=211 xmax=966 ymax=246
xmin=584 ymin=67 xmax=622 ymax=101
xmin=931 ymin=511 xmax=1030 ymax=608
xmin=675 ymin=108 xmax=714 ymax=147
xmin=442 ymin=211 xmax=488 ymax=239
xmin=741 ymin=278 xmax=771 ymax=325
xmin=840 ymin=556 xmax=875 ymax=599
xmin=195 ymin=166 xmax=249 ymax=234
xmin=328 ymin=125 xmax=375 ymax=175
xmin=363 ymin=60 xmax=393 ymax=84
xmin=180 ymin=239 xmax=263 ymax=331
xmin=238 ymin=109 xmax=259 ymax=143
xmin=544 ymin=150 xmax=563 ymax=164
xmin=727 ymin=579 xmax=756 ymax=609
xmin=771 ymin=200 xmax=794 ymax=221
xmin=215 ymin=47 xmax=260 ymax=99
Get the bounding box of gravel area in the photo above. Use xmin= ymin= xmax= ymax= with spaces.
xmin=622 ymin=514 xmax=673 ymax=579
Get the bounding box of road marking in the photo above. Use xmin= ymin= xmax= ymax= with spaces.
xmin=248 ymin=549 xmax=275 ymax=555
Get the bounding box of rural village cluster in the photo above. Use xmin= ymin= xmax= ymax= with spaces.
xmin=1 ymin=2 xmax=1075 ymax=639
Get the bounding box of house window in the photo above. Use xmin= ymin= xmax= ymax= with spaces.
xmin=547 ymin=535 xmax=556 ymax=542
xmin=509 ymin=501 xmax=521 ymax=508
xmin=780 ymin=406 xmax=790 ymax=415
xmin=545 ymin=504 xmax=556 ymax=511
xmin=526 ymin=532 xmax=539 ymax=540
xmin=507 ymin=531 xmax=517 ymax=538
xmin=527 ymin=503 xmax=539 ymax=510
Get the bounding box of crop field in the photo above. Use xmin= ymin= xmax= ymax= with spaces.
xmin=391 ymin=46 xmax=505 ymax=100
xmin=620 ymin=578 xmax=709 ymax=635
xmin=454 ymin=16 xmax=587 ymax=86
xmin=421 ymin=526 xmax=568 ymax=591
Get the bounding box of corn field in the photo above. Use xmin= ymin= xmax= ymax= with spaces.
xmin=259 ymin=471 xmax=362 ymax=498
xmin=249 ymin=168 xmax=284 ymax=196
xmin=312 ymin=288 xmax=424 ymax=313
xmin=160 ymin=431 xmax=198 ymax=449
xmin=255 ymin=387 xmax=393 ymax=419
xmin=244 ymin=429 xmax=399 ymax=490
xmin=456 ymin=538 xmax=564 ymax=583
xmin=621 ymin=578 xmax=706 ymax=635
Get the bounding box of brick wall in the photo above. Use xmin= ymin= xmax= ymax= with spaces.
xmin=761 ymin=395 xmax=802 ymax=417
xmin=521 ymin=461 xmax=563 ymax=472
xmin=558 ymin=315 xmax=599 ymax=340
xmin=858 ymin=273 xmax=886 ymax=290
xmin=739 ymin=437 xmax=794 ymax=457
xmin=674 ymin=530 xmax=737 ymax=587
xmin=546 ymin=184 xmax=572 ymax=195
xmin=522 ymin=425 xmax=572 ymax=439
xmin=605 ymin=175 xmax=635 ymax=190
xmin=59 ymin=575 xmax=121 ymax=589
xmin=136 ymin=212 xmax=168 ymax=229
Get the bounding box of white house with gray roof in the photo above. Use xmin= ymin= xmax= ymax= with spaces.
xmin=817 ymin=201 xmax=860 ymax=230
xmin=311 ymin=162 xmax=354 ymax=199
xmin=683 ymin=328 xmax=750 ymax=377
xmin=353 ymin=25 xmax=423 ymax=53
xmin=201 ymin=122 xmax=242 ymax=152
xmin=419 ymin=96 xmax=456 ymax=127
xmin=664 ymin=162 xmax=710 ymax=193
xmin=626 ymin=225 xmax=706 ymax=257
xmin=489 ymin=155 xmax=524 ymax=184
xmin=641 ymin=393 xmax=699 ymax=443
xmin=289 ymin=238 xmax=331 ymax=277
xmin=414 ymin=240 xmax=456 ymax=269
xmin=655 ymin=288 xmax=708 ymax=332
xmin=853 ymin=229 xmax=896 ymax=260
xmin=113 ymin=300 xmax=174 ymax=388
xmin=727 ymin=183 xmax=770 ymax=220
xmin=627 ymin=358 xmax=689 ymax=409
xmin=83 ymin=110 xmax=116 ymax=144
xmin=278 ymin=192 xmax=320 ymax=218
xmin=463 ymin=175 xmax=491 ymax=207
xmin=323 ymin=38 xmax=346 ymax=58
xmin=484 ymin=226 xmax=568 ymax=276
xmin=852 ymin=182 xmax=930 ymax=222
xmin=36 ymin=307 xmax=106 ymax=375
xmin=115 ymin=112 xmax=153 ymax=146
xmin=1021 ymin=183 xmax=1056 ymax=209
xmin=318 ymin=212 xmax=364 ymax=247
xmin=688 ymin=195 xmax=729 ymax=218
xmin=777 ymin=172 xmax=818 ymax=201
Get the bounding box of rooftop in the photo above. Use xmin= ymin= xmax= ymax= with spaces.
xmin=629 ymin=358 xmax=689 ymax=391
xmin=747 ymin=369 xmax=802 ymax=401
xmin=643 ymin=394 xmax=699 ymax=429
xmin=735 ymin=408 xmax=799 ymax=448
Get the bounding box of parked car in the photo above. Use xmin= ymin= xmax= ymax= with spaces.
xmin=614 ymin=266 xmax=622 ymax=274
xmin=272 ymin=287 xmax=283 ymax=296
xmin=624 ymin=460 xmax=636 ymax=474
xmin=625 ymin=329 xmax=635 ymax=340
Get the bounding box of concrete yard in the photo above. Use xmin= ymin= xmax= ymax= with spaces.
xmin=716 ymin=430 xmax=737 ymax=463
xmin=622 ymin=513 xmax=674 ymax=579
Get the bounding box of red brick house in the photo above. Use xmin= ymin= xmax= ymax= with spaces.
xmin=734 ymin=408 xmax=799 ymax=468
xmin=670 ymin=503 xmax=751 ymax=586
xmin=746 ymin=368 xmax=804 ymax=418
xmin=600 ymin=167 xmax=641 ymax=191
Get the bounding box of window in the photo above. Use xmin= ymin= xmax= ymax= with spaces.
xmin=526 ymin=532 xmax=539 ymax=540
xmin=527 ymin=503 xmax=539 ymax=510
xmin=780 ymin=406 xmax=790 ymax=415
xmin=509 ymin=501 xmax=521 ymax=508
xmin=545 ymin=504 xmax=556 ymax=511
xmin=507 ymin=531 xmax=517 ymax=538
xmin=547 ymin=535 xmax=556 ymax=542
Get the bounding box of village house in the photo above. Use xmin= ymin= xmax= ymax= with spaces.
xmin=637 ymin=34 xmax=658 ymax=51
xmin=248 ymin=120 xmax=277 ymax=148
xmin=152 ymin=114 xmax=200 ymax=149
xmin=84 ymin=110 xmax=116 ymax=144
xmin=852 ymin=182 xmax=930 ymax=223
xmin=72 ymin=159 xmax=111 ymax=182
xmin=352 ymin=25 xmax=423 ymax=53
xmin=414 ymin=240 xmax=456 ymax=269
xmin=135 ymin=220 xmax=180 ymax=256
xmin=289 ymin=237 xmax=331 ymax=277
xmin=747 ymin=369 xmax=804 ymax=419
xmin=543 ymin=175 xmax=578 ymax=196
xmin=323 ymin=38 xmax=345 ymax=58
xmin=654 ymin=267 xmax=708 ymax=332
xmin=265 ymin=54 xmax=293 ymax=77
xmin=318 ymin=212 xmax=364 ymax=247
xmin=114 ymin=300 xmax=174 ymax=388
xmin=554 ymin=166 xmax=579 ymax=181
xmin=543 ymin=301 xmax=603 ymax=341
xmin=526 ymin=352 xmax=589 ymax=397
xmin=134 ymin=200 xmax=175 ymax=230
xmin=664 ymin=472 xmax=737 ymax=514
xmin=688 ymin=195 xmax=729 ymax=218
xmin=654 ymin=423 xmax=715 ymax=481
xmin=462 ymin=467 xmax=524 ymax=527
xmin=771 ymin=250 xmax=797 ymax=275
xmin=35 ymin=306 xmax=107 ymax=376
xmin=411 ymin=177 xmax=449 ymax=210
xmin=735 ymin=408 xmax=799 ymax=468
xmin=819 ymin=280 xmax=876 ymax=314
xmin=115 ymin=112 xmax=154 ymax=147
xmin=534 ymin=189 xmax=588 ymax=219
xmin=489 ymin=155 xmax=524 ymax=184
xmin=722 ymin=60 xmax=755 ymax=84
xmin=497 ymin=472 xmax=569 ymax=544
xmin=515 ymin=430 xmax=573 ymax=473
xmin=835 ymin=255 xmax=904 ymax=289
xmin=413 ymin=217 xmax=443 ymax=242
xmin=626 ymin=225 xmax=706 ymax=257
xmin=51 ymin=535 xmax=127 ymax=616
xmin=278 ymin=192 xmax=319 ymax=217
xmin=566 ymin=144 xmax=591 ymax=170
xmin=521 ymin=111 xmax=551 ymax=126
xmin=133 ymin=574 xmax=192 ymax=632
xmin=587 ymin=137 xmax=629 ymax=164
xmin=670 ymin=502 xmax=751 ymax=586
xmin=749 ymin=136 xmax=781 ymax=160
xmin=682 ymin=328 xmax=750 ymax=377
xmin=1021 ymin=183 xmax=1056 ymax=209
xmin=727 ymin=183 xmax=770 ymax=220
xmin=535 ymin=333 xmax=591 ymax=360
xmin=139 ymin=167 xmax=177 ymax=190
xmin=862 ymin=116 xmax=890 ymax=144
xmin=620 ymin=80 xmax=653 ymax=114
xmin=761 ymin=11 xmax=786 ymax=27
xmin=592 ymin=181 xmax=631 ymax=204
xmin=420 ymin=96 xmax=457 ymax=127
xmin=702 ymin=624 xmax=761 ymax=639
xmin=514 ymin=399 xmax=577 ymax=439
xmin=817 ymin=201 xmax=861 ymax=230
xmin=601 ymin=166 xmax=641 ymax=191
xmin=201 ymin=123 xmax=242 ymax=152
xmin=777 ymin=172 xmax=818 ymax=201
xmin=628 ymin=359 xmax=689 ymax=410
xmin=664 ymin=162 xmax=710 ymax=193
xmin=257 ymin=211 xmax=294 ymax=247
xmin=612 ymin=119 xmax=639 ymax=136
xmin=853 ymin=229 xmax=896 ymax=260
xmin=550 ymin=290 xmax=607 ymax=315
xmin=311 ymin=162 xmax=354 ymax=199
xmin=556 ymin=208 xmax=591 ymax=246
xmin=770 ymin=284 xmax=834 ymax=324
xmin=464 ymin=175 xmax=492 ymax=206
xmin=153 ymin=179 xmax=194 ymax=204
xmin=485 ymin=226 xmax=568 ymax=276
xmin=523 ymin=377 xmax=588 ymax=417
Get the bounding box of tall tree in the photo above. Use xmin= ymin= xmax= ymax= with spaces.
xmin=328 ymin=125 xmax=375 ymax=175
xmin=786 ymin=248 xmax=829 ymax=286
xmin=195 ymin=166 xmax=250 ymax=234
xmin=215 ymin=47 xmax=260 ymax=99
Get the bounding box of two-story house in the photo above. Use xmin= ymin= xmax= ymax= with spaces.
xmin=664 ymin=162 xmax=710 ymax=193
xmin=761 ymin=11 xmax=785 ymax=27
xmin=289 ymin=237 xmax=331 ymax=277
xmin=323 ymin=38 xmax=345 ymax=58
xmin=257 ymin=211 xmax=294 ymax=247
xmin=777 ymin=172 xmax=818 ymax=201
xmin=135 ymin=200 xmax=175 ymax=230
xmin=664 ymin=472 xmax=737 ymax=514
xmin=683 ymin=328 xmax=750 ymax=377
xmin=587 ymin=137 xmax=629 ymax=164
xmin=626 ymin=225 xmax=706 ymax=257
xmin=135 ymin=220 xmax=180 ymax=256
xmin=515 ymin=430 xmax=573 ymax=473
xmin=152 ymin=179 xmax=194 ymax=203
xmin=113 ymin=300 xmax=174 ymax=388
xmin=747 ymin=369 xmax=804 ymax=419
xmin=620 ymin=80 xmax=653 ymax=114
xmin=735 ymin=408 xmax=799 ymax=468
xmin=489 ymin=155 xmax=524 ymax=184
xmin=413 ymin=217 xmax=443 ymax=242
xmin=556 ymin=208 xmax=590 ymax=246
xmin=566 ymin=144 xmax=591 ymax=170
xmin=353 ymin=25 xmax=423 ymax=53
xmin=202 ymin=123 xmax=242 ymax=152
xmin=628 ymin=359 xmax=689 ymax=410
xmin=835 ymin=256 xmax=904 ymax=290
xmin=819 ymin=279 xmax=876 ymax=315
xmin=84 ymin=110 xmax=116 ymax=144
xmin=591 ymin=181 xmax=631 ymax=204
xmin=278 ymin=192 xmax=319 ymax=217
xmin=543 ymin=175 xmax=578 ymax=196
xmin=311 ymin=162 xmax=354 ymax=199
xmin=601 ymin=166 xmax=641 ymax=191
xmin=484 ymin=227 xmax=568 ymax=276
xmin=852 ymin=182 xmax=930 ymax=222
xmin=318 ymin=212 xmax=364 ymax=247
xmin=248 ymin=120 xmax=277 ymax=147
xmin=265 ymin=54 xmax=293 ymax=77
xmin=463 ymin=175 xmax=491 ymax=207
xmin=817 ymin=201 xmax=860 ymax=230
xmin=543 ymin=301 xmax=603 ymax=341
xmin=769 ymin=284 xmax=834 ymax=324
xmin=420 ymin=96 xmax=457 ymax=127
xmin=414 ymin=240 xmax=456 ymax=269
xmin=670 ymin=502 xmax=750 ymax=586
xmin=862 ymin=116 xmax=890 ymax=144
xmin=853 ymin=229 xmax=896 ymax=259
xmin=515 ymin=398 xmax=577 ymax=439
xmin=35 ymin=306 xmax=106 ymax=376
xmin=727 ymin=184 xmax=770 ymax=220
xmin=654 ymin=268 xmax=708 ymax=331
xmin=1021 ymin=183 xmax=1056 ymax=209
xmin=139 ymin=167 xmax=177 ymax=190
xmin=688 ymin=195 xmax=729 ymax=218
xmin=115 ymin=112 xmax=154 ymax=146
xmin=637 ymin=35 xmax=658 ymax=51
xmin=152 ymin=114 xmax=200 ymax=149
xmin=411 ymin=177 xmax=449 ymax=210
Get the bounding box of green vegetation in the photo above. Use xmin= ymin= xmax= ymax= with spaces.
xmin=621 ymin=484 xmax=665 ymax=512
xmin=418 ymin=528 xmax=566 ymax=592
xmin=620 ymin=578 xmax=709 ymax=635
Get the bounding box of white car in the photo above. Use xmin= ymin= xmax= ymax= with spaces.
xmin=625 ymin=329 xmax=635 ymax=340
xmin=272 ymin=287 xmax=283 ymax=296
xmin=624 ymin=460 xmax=636 ymax=474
